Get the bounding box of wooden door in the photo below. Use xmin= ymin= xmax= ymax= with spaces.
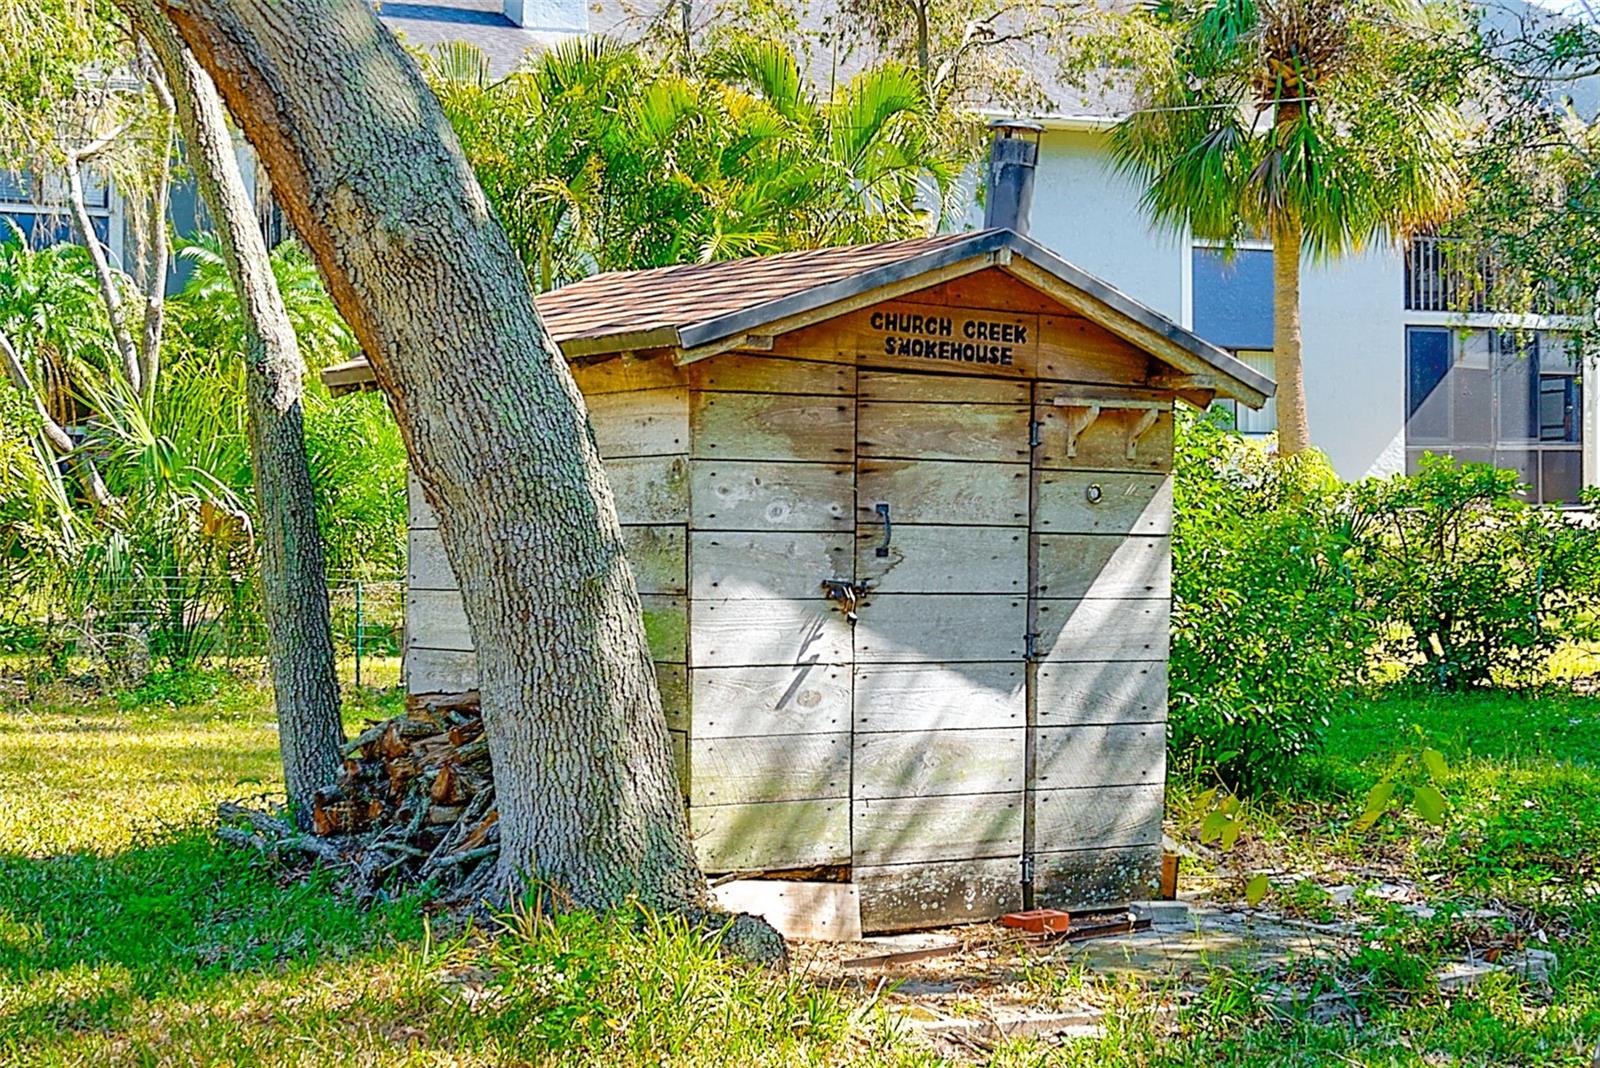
xmin=1025 ymin=383 xmax=1173 ymax=906
xmin=850 ymin=370 xmax=1032 ymax=930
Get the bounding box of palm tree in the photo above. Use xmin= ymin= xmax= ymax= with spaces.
xmin=1110 ymin=0 xmax=1470 ymax=454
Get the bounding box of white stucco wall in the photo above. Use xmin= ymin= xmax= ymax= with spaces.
xmin=992 ymin=127 xmax=1409 ymax=482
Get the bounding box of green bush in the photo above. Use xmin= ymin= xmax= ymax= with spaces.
xmin=1170 ymin=411 xmax=1378 ymax=792
xmin=1352 ymin=454 xmax=1600 ymax=689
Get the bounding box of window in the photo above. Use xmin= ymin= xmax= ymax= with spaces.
xmin=1192 ymin=247 xmax=1274 ymax=350
xmin=1404 ymin=326 xmax=1583 ymax=504
xmin=1 ymin=167 xmax=112 ymax=250
xmin=1213 ymin=351 xmax=1277 ymax=435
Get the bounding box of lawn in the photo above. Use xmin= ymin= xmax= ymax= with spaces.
xmin=1 ymin=670 xmax=1598 ymax=1066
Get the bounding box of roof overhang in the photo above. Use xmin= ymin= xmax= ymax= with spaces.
xmin=322 ymin=229 xmax=1275 ymax=408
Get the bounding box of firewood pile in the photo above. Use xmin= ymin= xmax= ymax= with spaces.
xmin=217 ymin=691 xmax=500 ymax=902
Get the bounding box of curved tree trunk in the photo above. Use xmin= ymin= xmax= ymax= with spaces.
xmin=158 ymin=0 xmax=710 ymax=914
xmin=120 ymin=0 xmax=345 ymax=820
xmin=1272 ymin=216 xmax=1309 ymax=455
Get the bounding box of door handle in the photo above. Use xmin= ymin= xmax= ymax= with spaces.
xmin=874 ymin=502 xmax=892 ymax=558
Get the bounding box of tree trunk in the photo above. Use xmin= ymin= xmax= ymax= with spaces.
xmin=137 ymin=65 xmax=176 ymax=405
xmin=65 ymin=141 xmax=142 ymax=393
xmin=120 ymin=0 xmax=346 ymax=821
xmin=158 ymin=0 xmax=712 ymax=916
xmin=1272 ymin=215 xmax=1309 ymax=455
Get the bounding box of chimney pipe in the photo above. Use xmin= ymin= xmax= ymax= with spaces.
xmin=983 ymin=118 xmax=1043 ymax=235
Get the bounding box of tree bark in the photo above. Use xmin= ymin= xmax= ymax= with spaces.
xmin=157 ymin=0 xmax=712 ymax=915
xmin=65 ymin=136 xmax=143 ymax=393
xmin=119 ymin=0 xmax=346 ymax=821
xmin=137 ymin=63 xmax=176 ymax=404
xmin=1271 ymin=215 xmax=1309 ymax=455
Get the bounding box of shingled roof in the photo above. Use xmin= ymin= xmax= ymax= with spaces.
xmin=323 ymin=228 xmax=1275 ymax=406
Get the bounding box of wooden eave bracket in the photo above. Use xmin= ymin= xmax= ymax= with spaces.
xmin=1050 ymin=391 xmax=1171 ymax=460
xmin=1125 ymin=407 xmax=1160 ymax=460
xmin=1058 ymin=403 xmax=1102 ymax=458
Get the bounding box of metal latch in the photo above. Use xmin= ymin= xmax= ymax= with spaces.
xmin=1024 ymin=631 xmax=1040 ymax=660
xmin=822 ymin=579 xmax=870 ymax=622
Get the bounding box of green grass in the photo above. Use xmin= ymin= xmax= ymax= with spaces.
xmin=3 ymin=673 xmax=1600 ymax=1065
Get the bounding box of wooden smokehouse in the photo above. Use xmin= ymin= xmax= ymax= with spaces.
xmin=326 ymin=142 xmax=1272 ymax=933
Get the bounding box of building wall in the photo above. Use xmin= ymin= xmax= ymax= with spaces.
xmin=1005 ymin=128 xmax=1413 ymax=482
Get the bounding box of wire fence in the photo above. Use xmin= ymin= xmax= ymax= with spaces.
xmin=0 ymin=575 xmax=405 ymax=686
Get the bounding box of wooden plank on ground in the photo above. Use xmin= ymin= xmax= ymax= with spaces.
xmin=1034 ymin=661 xmax=1167 ymax=727
xmin=691 ymin=355 xmax=854 ymax=395
xmin=1034 ymin=404 xmax=1172 ymax=473
xmin=857 ymin=401 xmax=1029 ymax=462
xmin=857 ymin=459 xmax=1029 ymax=527
xmin=853 ymin=728 xmax=1024 ymax=799
xmin=854 ymin=594 xmax=1026 ymax=663
xmin=606 ymin=455 xmax=690 ymax=525
xmin=692 ymin=663 xmax=852 ymax=738
xmin=852 ymin=793 xmax=1023 ymax=865
xmin=858 ymin=370 xmax=1028 ymax=405
xmin=852 ymin=663 xmax=1024 ymax=732
xmin=1030 ymin=784 xmax=1164 ymax=852
xmin=1033 ymin=597 xmax=1169 ymax=663
xmin=690 ymin=733 xmax=851 ymax=805
xmin=711 ymin=880 xmax=863 ymax=942
xmin=690 ymin=393 xmax=854 ymax=462
xmin=690 ymin=460 xmax=853 ymax=531
xmin=691 ymin=799 xmax=849 ymax=872
xmin=1032 ymin=473 xmax=1172 ymax=535
xmin=855 ymin=857 xmax=1023 ymax=933
xmin=586 ymin=387 xmax=689 ymax=458
xmin=690 ymin=531 xmax=853 ymax=600
xmin=857 ymin=524 xmax=1026 ymax=595
xmin=1031 ymin=723 xmax=1167 ymax=789
xmin=690 ymin=598 xmax=852 ymax=668
xmin=1034 ymin=534 xmax=1169 ymax=600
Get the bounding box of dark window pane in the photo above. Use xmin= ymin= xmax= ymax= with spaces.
xmin=1494 ymin=449 xmax=1537 ymax=499
xmin=1193 ymin=248 xmax=1274 ymax=349
xmin=1541 ymin=451 xmax=1582 ymax=503
xmin=1406 ymin=327 xmax=1452 ymax=440
xmin=0 ymin=170 xmax=29 ymax=201
xmin=1539 ymin=376 xmax=1580 ymax=442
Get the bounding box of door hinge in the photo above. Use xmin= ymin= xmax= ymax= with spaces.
xmin=1021 ymin=853 xmax=1035 ymax=885
xmin=1028 ymin=420 xmax=1044 ymax=448
xmin=1024 ymin=632 xmax=1040 ymax=660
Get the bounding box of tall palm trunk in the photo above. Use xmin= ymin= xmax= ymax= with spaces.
xmin=119 ymin=0 xmax=345 ymax=820
xmin=1272 ymin=214 xmax=1309 ymax=454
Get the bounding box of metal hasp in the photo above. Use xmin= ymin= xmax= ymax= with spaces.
xmin=874 ymin=502 xmax=893 ymax=558
xmin=983 ymin=118 xmax=1044 ymax=235
xmin=821 ymin=578 xmax=869 ymax=622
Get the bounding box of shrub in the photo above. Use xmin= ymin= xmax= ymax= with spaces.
xmin=1170 ymin=411 xmax=1378 ymax=792
xmin=1352 ymin=454 xmax=1600 ymax=689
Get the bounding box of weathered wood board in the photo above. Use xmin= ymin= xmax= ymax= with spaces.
xmin=1034 ymin=534 xmax=1170 ymax=600
xmin=857 ymin=459 xmax=1029 ymax=526
xmin=403 ymin=649 xmax=688 ymax=730
xmin=857 ymin=401 xmax=1029 ymax=462
xmin=408 ymin=589 xmax=688 ymax=663
xmin=855 ymin=857 xmax=1024 ymax=932
xmin=411 ymin=522 xmax=685 ymax=595
xmin=858 ymin=370 xmax=1029 ymax=405
xmin=852 ymin=663 xmax=1024 ymax=732
xmin=689 ymin=733 xmax=851 ymax=805
xmin=690 ymin=460 xmax=854 ymax=531
xmin=692 ymin=355 xmax=854 ymax=395
xmin=690 ymin=393 xmax=854 ymax=462
xmin=1031 ymin=723 xmax=1167 ymax=788
xmin=1032 ymin=597 xmax=1170 ymax=662
xmin=689 ymin=598 xmax=852 ymax=667
xmin=1034 ymin=661 xmax=1167 ymax=726
xmin=1032 ymin=472 xmax=1172 ymax=535
xmin=852 ymin=793 xmax=1023 ymax=865
xmin=853 ymin=728 xmax=1025 ymax=799
xmin=571 ymin=354 xmax=683 ymax=394
xmin=854 ymin=594 xmax=1026 ymax=663
xmin=585 ymin=387 xmax=689 ymax=458
xmin=691 ymin=799 xmax=849 ymax=872
xmin=690 ymin=531 xmax=853 ymax=600
xmin=857 ymin=524 xmax=1026 ymax=595
xmin=711 ymin=880 xmax=863 ymax=941
xmin=1031 ymin=846 xmax=1163 ymax=910
xmin=1034 ymin=404 xmax=1173 ymax=473
xmin=692 ymin=663 xmax=852 ymax=737
xmin=1030 ymin=784 xmax=1163 ymax=851
xmin=603 ymin=455 xmax=690 ymax=524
